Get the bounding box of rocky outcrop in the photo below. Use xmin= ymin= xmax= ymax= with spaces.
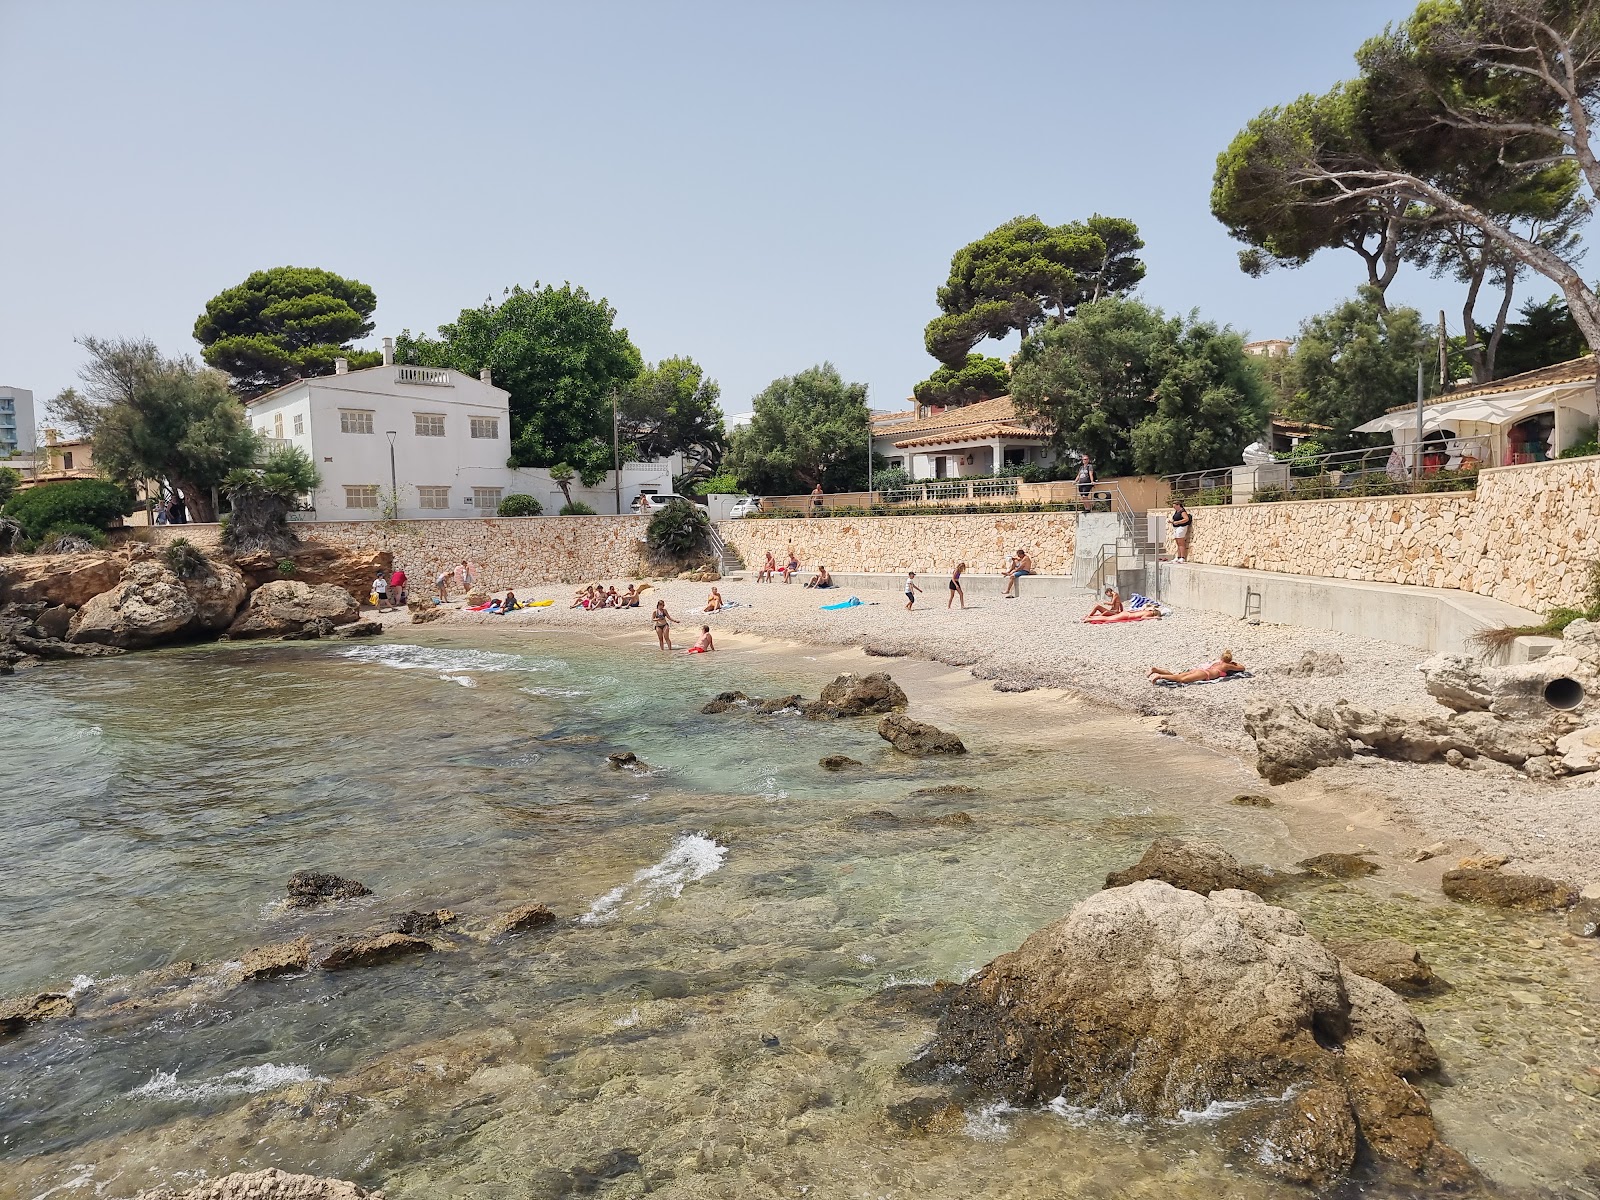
xmin=317 ymin=932 xmax=431 ymax=970
xmin=0 ymin=551 xmax=124 ymax=607
xmin=1242 ymin=701 xmax=1352 ymax=783
xmin=232 ymin=544 xmax=392 ymax=601
xmin=820 ymin=754 xmax=861 ymax=770
xmin=134 ymin=1168 xmax=383 ymax=1199
xmin=1103 ymin=837 xmax=1285 ymax=896
xmin=1 ymin=601 xmax=125 ymax=671
xmin=285 ymin=871 xmax=371 ymax=908
xmin=1297 ymin=852 xmax=1378 ymax=879
xmin=1330 ymin=939 xmax=1443 ymax=996
xmin=479 ymin=902 xmax=556 ymax=939
xmin=395 ymin=909 xmax=455 ymax=936
xmin=908 ymin=881 xmax=1469 ymax=1190
xmin=1422 ymin=652 xmax=1594 ymax=720
xmin=69 ymin=558 xmax=248 ymax=649
xmin=235 ymin=939 xmax=312 ymax=981
xmin=803 ymin=672 xmax=908 ymax=720
xmin=227 ymin=580 xmax=360 ymax=639
xmin=1441 ymin=867 xmax=1578 ymax=911
xmin=877 ymin=714 xmax=966 ymax=756
xmin=0 ymin=991 xmax=74 ymax=1038
xmin=1568 ymin=897 xmax=1600 ymax=937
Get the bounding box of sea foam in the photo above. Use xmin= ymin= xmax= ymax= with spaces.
xmin=579 ymin=833 xmax=727 ymax=925
xmin=338 ymin=644 xmax=532 ymax=677
xmin=130 ymin=1062 xmax=325 ymax=1103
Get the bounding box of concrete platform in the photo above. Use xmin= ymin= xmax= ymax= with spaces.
xmin=1158 ymin=562 xmax=1542 ymax=656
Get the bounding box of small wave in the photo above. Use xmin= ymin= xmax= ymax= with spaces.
xmin=339 ymin=645 xmax=532 ymax=675
xmin=965 ymin=1101 xmax=1022 ymax=1142
xmin=1176 ymin=1093 xmax=1286 ymax=1124
xmin=520 ymin=686 xmax=587 ymax=699
xmin=66 ymin=975 xmax=95 ymax=999
xmin=131 ymin=1063 xmax=325 ymax=1103
xmin=579 ymin=834 xmax=727 ymax=925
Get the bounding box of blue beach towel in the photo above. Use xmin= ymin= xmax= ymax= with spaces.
xmin=820 ymin=596 xmax=862 ymax=611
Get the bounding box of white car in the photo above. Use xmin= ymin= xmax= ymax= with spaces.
xmin=727 ymin=496 xmax=764 ymax=519
xmin=631 ymin=492 xmax=705 ymax=514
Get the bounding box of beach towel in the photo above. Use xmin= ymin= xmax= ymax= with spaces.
xmin=820 ymin=596 xmax=862 ymax=611
xmin=1127 ymin=592 xmax=1174 ymax=616
xmin=1083 ymin=610 xmax=1163 ymax=624
xmin=1150 ymin=670 xmax=1254 ymax=688
xmin=467 ymin=603 xmax=494 ymax=612
xmin=526 ymin=599 xmax=554 ymax=607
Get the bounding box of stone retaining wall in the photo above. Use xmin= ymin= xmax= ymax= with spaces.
xmin=1184 ymin=457 xmax=1600 ymax=612
xmin=142 ymin=517 xmax=650 ymax=591
xmin=715 ymin=513 xmax=1077 ymax=575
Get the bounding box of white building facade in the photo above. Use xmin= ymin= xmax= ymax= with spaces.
xmin=244 ymin=353 xmax=674 ymax=519
xmin=870 ymin=395 xmax=1058 ymax=481
xmin=0 ymin=386 xmax=36 ymax=458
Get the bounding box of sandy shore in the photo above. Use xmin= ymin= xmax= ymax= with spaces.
xmin=387 ymin=575 xmax=1599 ymax=885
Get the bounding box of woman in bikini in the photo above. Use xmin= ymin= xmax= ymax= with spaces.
xmin=1148 ymin=650 xmax=1246 ymax=684
xmin=1088 ymin=587 xmax=1123 ymax=618
xmin=651 ymin=599 xmax=678 ymax=649
xmin=703 ymin=586 xmax=724 ymax=613
xmin=947 ymin=562 xmax=965 ymax=610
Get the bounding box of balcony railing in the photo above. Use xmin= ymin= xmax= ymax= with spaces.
xmin=1164 ymin=436 xmax=1497 ymax=506
xmin=395 ymin=366 xmax=453 ymax=386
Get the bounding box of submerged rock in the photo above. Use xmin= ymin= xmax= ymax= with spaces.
xmin=0 ymin=991 xmax=74 ymax=1038
xmin=1441 ymin=868 xmax=1578 ymax=911
xmin=1330 ymin=939 xmax=1443 ymax=996
xmin=804 ymin=672 xmax=908 ymax=720
xmin=1103 ymin=837 xmax=1283 ymax=896
xmin=819 ymin=754 xmax=861 ymax=771
xmin=133 ymin=1167 xmax=383 ymax=1199
xmin=481 ymin=902 xmax=556 ymax=939
xmin=907 ymin=881 xmax=1469 ymax=1190
xmin=607 ymin=751 xmax=643 ymax=769
xmin=318 ymin=933 xmax=431 ymax=970
xmin=235 ymin=939 xmax=311 ymax=981
xmin=1568 ymin=898 xmax=1600 ymax=937
xmin=877 ymin=714 xmax=966 ymax=756
xmin=701 ymin=690 xmax=750 ymax=714
xmin=285 ymin=871 xmax=372 ymax=908
xmin=395 ymin=909 xmax=456 ymax=936
xmin=1230 ymin=792 xmax=1273 ymax=807
xmin=1243 ymin=701 xmax=1352 ymax=784
xmin=1297 ymin=852 xmax=1378 ymax=880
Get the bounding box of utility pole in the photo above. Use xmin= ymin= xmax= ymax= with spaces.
xmin=1438 ymin=310 xmax=1450 ymax=393
xmin=386 ymin=430 xmax=398 ymax=517
xmin=1414 ymin=361 xmax=1425 ymax=486
xmin=612 ymin=391 xmax=621 ymax=515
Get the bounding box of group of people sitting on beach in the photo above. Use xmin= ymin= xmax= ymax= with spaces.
xmin=571 ymin=583 xmax=647 ymax=610
xmin=756 ymin=546 xmax=803 ymax=584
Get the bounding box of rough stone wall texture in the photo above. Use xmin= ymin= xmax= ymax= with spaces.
xmin=1183 ymin=458 xmax=1600 ymax=612
xmin=715 ymin=513 xmax=1078 ymax=575
xmin=143 ymin=518 xmax=651 ymax=590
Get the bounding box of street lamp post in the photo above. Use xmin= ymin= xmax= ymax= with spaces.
xmin=386 ymin=430 xmax=398 ymax=517
xmin=612 ymin=391 xmax=621 ymax=515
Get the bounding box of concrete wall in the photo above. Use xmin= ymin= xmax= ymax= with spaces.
xmin=1177 ymin=457 xmax=1600 ymax=613
xmin=144 ymin=517 xmax=651 ymax=591
xmin=715 ymin=513 xmax=1077 ymax=575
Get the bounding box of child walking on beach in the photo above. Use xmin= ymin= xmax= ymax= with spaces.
xmin=651 ymin=599 xmax=678 ymax=649
xmin=904 ymin=571 xmax=922 ymax=611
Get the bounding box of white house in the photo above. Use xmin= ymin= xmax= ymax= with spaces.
xmin=244 ymin=340 xmax=674 ymax=518
xmin=870 ymin=394 xmax=1058 ymax=480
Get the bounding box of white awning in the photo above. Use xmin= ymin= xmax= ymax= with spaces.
xmin=1354 ymin=381 xmax=1593 ymax=434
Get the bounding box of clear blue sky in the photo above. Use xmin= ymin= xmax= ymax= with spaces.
xmin=0 ymin=0 xmax=1526 ymax=423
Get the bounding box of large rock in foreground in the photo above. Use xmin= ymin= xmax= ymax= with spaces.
xmin=0 ymin=551 xmax=124 ymax=608
xmin=135 ymin=1168 xmax=383 ymax=1199
xmin=69 ymin=559 xmax=248 ymax=649
xmin=804 ymin=672 xmax=908 ymax=720
xmin=1243 ymin=701 xmax=1352 ymax=784
xmin=877 ymin=713 xmax=966 ymax=756
xmin=909 ymin=881 xmax=1469 ymax=1190
xmin=227 ymin=580 xmax=359 ymax=639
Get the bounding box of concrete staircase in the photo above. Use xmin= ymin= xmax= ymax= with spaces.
xmin=1074 ymin=511 xmax=1165 ymax=600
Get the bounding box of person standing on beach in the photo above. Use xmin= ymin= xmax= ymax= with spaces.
xmin=434 ymin=567 xmax=452 ymax=604
xmin=904 ymin=570 xmax=922 ymax=611
xmin=947 ymin=562 xmax=965 ymax=609
xmin=1170 ymin=499 xmax=1192 ymax=563
xmin=651 ymin=599 xmax=678 ymax=649
xmin=389 ymin=566 xmax=407 ymax=608
xmin=371 ymin=572 xmax=390 ymax=612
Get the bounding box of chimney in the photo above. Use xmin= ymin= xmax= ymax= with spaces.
xmin=382 ymin=336 xmax=395 ymax=367
xmin=479 ymin=367 xmax=493 ymax=386
xmin=334 ymin=357 xmax=349 ymax=375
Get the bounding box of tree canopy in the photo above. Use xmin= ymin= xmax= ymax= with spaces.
xmin=1282 ymin=290 xmax=1432 ymax=441
xmin=1495 ymin=294 xmax=1587 ymax=376
xmin=1216 ymin=0 xmax=1600 ymax=352
xmin=55 ymin=336 xmax=259 ymax=521
xmin=725 ymin=364 xmax=872 ymax=494
xmin=912 ymin=354 xmax=1011 ymax=408
xmin=617 ymin=356 xmax=727 ymax=485
xmin=1009 ymin=298 xmax=1272 ymax=477
xmin=397 ymin=283 xmax=642 ymax=483
xmin=923 ymin=215 xmax=1146 ymax=366
xmin=193 ymin=266 xmax=381 ymax=398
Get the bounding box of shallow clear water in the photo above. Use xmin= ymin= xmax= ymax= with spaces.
xmin=0 ymin=630 xmax=1595 ymax=1199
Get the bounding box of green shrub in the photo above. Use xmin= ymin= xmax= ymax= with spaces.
xmin=873 ymin=467 xmax=910 ymax=492
xmin=1560 ymin=423 xmax=1598 ymax=459
xmin=164 ymin=538 xmax=209 ymax=579
xmin=497 ymin=493 xmax=543 ymax=517
xmin=0 ymin=466 xmax=20 ymax=507
xmin=560 ymin=501 xmax=597 ymax=515
xmin=277 ymin=557 xmax=297 ymax=575
xmin=2 ymin=478 xmax=135 ymax=542
xmin=36 ymin=523 xmax=108 ymax=553
xmin=647 ymin=497 xmax=710 ymax=555
xmin=1188 ymin=486 xmax=1233 ymax=506
xmin=1250 ymin=485 xmax=1287 ymax=503
xmin=692 ymin=472 xmax=740 ymax=498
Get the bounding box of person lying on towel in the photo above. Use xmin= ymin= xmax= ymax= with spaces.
xmin=1147 ymin=650 xmax=1247 ymax=684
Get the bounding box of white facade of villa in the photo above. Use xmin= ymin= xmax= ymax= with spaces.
xmin=244 ymin=349 xmax=675 ymax=519
xmin=871 ymin=395 xmax=1058 ymax=480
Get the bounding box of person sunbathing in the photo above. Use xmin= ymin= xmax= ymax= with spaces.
xmin=498 ymin=590 xmax=520 ymax=612
xmin=758 ymin=551 xmax=776 ymax=583
xmin=803 ymin=566 xmax=833 ymax=589
xmin=1088 ymin=587 xmax=1123 ymax=618
xmin=603 ymin=585 xmax=620 ymax=608
xmin=1148 ymin=650 xmax=1246 ymax=684
xmin=703 ymin=586 xmax=724 ymax=613
xmin=570 ymin=585 xmax=595 ymax=610
xmin=686 ymin=625 xmax=715 ymax=653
